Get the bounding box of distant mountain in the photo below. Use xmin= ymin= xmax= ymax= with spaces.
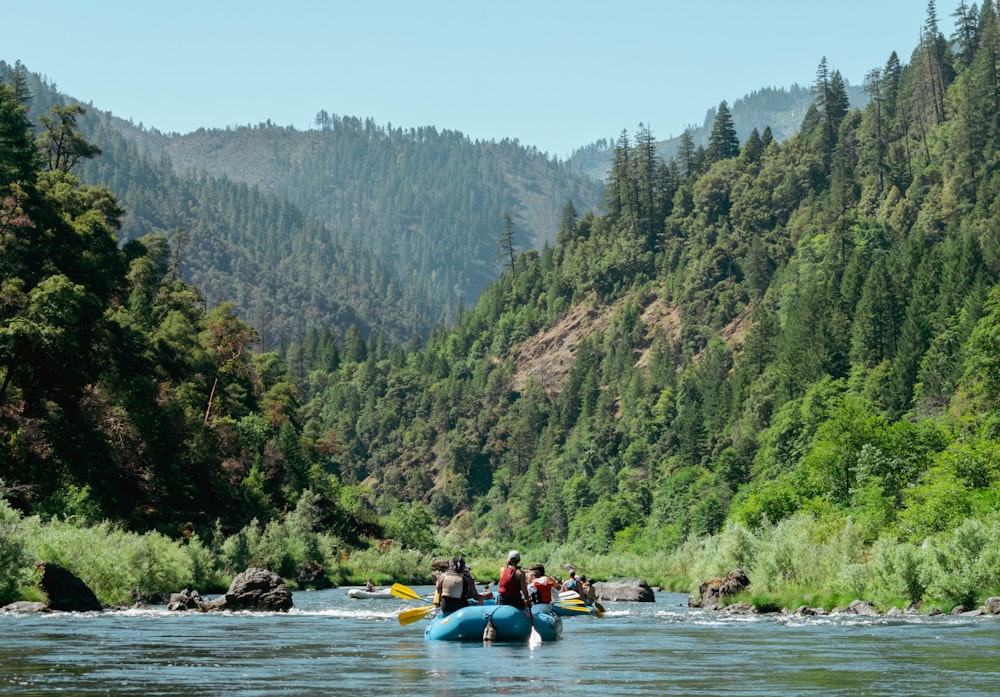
xmin=569 ymin=83 xmax=868 ymax=181
xmin=104 ymin=112 xmax=606 ymax=315
xmin=1 ymin=62 xmax=863 ymax=349
xmin=2 ymin=61 xmax=604 ymax=345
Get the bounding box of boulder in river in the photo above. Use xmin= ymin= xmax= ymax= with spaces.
xmin=791 ymin=605 xmax=828 ymax=616
xmin=692 ymin=568 xmax=751 ymax=610
xmin=166 ymin=588 xmax=204 ymax=611
xmin=984 ymin=597 xmax=1000 ymax=614
xmin=841 ymin=600 xmax=880 ymax=616
xmin=592 ymin=578 xmax=655 ymax=602
xmin=1 ymin=601 xmax=49 ymax=614
xmin=197 ymin=567 xmax=294 ymax=612
xmin=37 ymin=562 xmax=102 ymax=612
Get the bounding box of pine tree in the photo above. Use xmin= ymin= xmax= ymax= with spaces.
xmin=677 ymin=129 xmax=696 ymax=179
xmin=499 ymin=211 xmax=517 ymax=273
xmin=707 ymin=101 xmax=739 ymax=163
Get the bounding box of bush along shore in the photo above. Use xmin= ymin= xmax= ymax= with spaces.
xmin=3 ymin=487 xmax=1000 ymax=615
xmin=687 ymin=568 xmax=1000 ymax=618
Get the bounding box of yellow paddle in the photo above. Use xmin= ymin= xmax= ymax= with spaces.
xmin=390 ymin=582 xmax=424 ymax=601
xmin=552 ymin=602 xmax=594 ymax=613
xmin=398 ymin=604 xmax=437 ymax=625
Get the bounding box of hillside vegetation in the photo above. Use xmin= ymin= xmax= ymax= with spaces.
xmin=91 ymin=99 xmax=605 ymax=326
xmin=2 ymin=2 xmax=1000 ymax=610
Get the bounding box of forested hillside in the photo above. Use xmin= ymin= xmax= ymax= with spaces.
xmin=3 ymin=2 xmax=1000 ymax=610
xmin=0 ymin=63 xmax=438 ymax=348
xmin=568 ymin=82 xmax=867 ymax=181
xmin=0 ymin=62 xmax=605 ymax=345
xmin=140 ymin=118 xmax=605 ymax=313
xmin=287 ymin=1 xmax=1000 ymax=604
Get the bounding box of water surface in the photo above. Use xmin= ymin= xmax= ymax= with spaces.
xmin=1 ymin=589 xmax=996 ymax=696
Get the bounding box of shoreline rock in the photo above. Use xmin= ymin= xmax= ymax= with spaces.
xmin=37 ymin=562 xmax=102 ymax=612
xmin=690 ymin=568 xmax=751 ymax=610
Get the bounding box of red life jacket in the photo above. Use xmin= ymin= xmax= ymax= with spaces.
xmin=498 ymin=564 xmax=521 ymax=599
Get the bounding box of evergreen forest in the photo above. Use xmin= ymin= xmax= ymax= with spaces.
xmin=2 ymin=1 xmax=1000 ymax=612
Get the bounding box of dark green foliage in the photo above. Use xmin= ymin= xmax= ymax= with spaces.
xmin=707 ymin=101 xmax=740 ymax=163
xmin=3 ymin=2 xmax=1000 ymax=571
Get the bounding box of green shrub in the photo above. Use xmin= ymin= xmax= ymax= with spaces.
xmin=922 ymin=517 xmax=1000 ymax=608
xmin=867 ymin=536 xmax=927 ymax=606
xmin=342 ymin=545 xmax=429 ymax=583
xmin=0 ymin=491 xmax=31 ymax=604
xmin=23 ymin=518 xmax=199 ymax=605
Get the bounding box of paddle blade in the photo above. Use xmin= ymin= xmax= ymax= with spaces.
xmin=595 ymin=601 xmax=607 ymax=613
xmin=390 ymin=582 xmax=423 ymax=601
xmin=529 ymin=626 xmax=543 ymax=647
xmin=553 ymin=602 xmax=594 ymax=613
xmin=398 ymin=605 xmax=437 ymax=625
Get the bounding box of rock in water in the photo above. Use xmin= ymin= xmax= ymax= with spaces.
xmin=592 ymin=578 xmax=656 ymax=602
xmin=37 ymin=562 xmax=102 ymax=612
xmin=222 ymin=567 xmax=294 ymax=612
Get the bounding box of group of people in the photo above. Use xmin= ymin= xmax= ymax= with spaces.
xmin=433 ymin=549 xmax=595 ymax=614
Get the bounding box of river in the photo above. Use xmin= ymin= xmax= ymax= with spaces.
xmin=1 ymin=588 xmax=997 ymax=696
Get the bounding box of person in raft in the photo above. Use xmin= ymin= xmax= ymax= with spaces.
xmin=561 ymin=569 xmax=584 ymax=600
xmin=436 ymin=556 xmax=488 ymax=613
xmin=436 ymin=557 xmax=469 ymax=614
xmin=526 ymin=563 xmax=557 ymax=606
xmin=458 ymin=557 xmax=490 ymax=605
xmin=497 ymin=550 xmax=531 ymax=610
xmin=365 ymin=578 xmax=375 ymax=593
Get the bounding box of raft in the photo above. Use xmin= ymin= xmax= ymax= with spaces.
xmin=530 ymin=603 xmax=564 ymax=641
xmin=347 ymin=588 xmax=396 ymax=599
xmin=424 ymin=603 xmax=560 ymax=642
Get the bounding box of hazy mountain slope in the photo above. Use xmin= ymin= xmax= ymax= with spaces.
xmin=569 ymin=83 xmax=868 ymax=181
xmin=131 ymin=117 xmax=606 ymax=310
xmin=0 ymin=63 xmax=438 ymax=347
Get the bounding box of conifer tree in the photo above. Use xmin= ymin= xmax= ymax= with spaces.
xmin=677 ymin=129 xmax=696 ymax=179
xmin=707 ymin=101 xmax=739 ymax=163
xmin=499 ymin=211 xmax=517 ymax=273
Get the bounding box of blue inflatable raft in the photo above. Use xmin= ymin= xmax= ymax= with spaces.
xmin=424 ymin=603 xmax=562 ymax=642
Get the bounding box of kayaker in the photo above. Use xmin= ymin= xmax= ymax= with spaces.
xmin=497 ymin=550 xmax=531 ymax=610
xmin=436 ymin=557 xmax=470 ymax=614
xmin=526 ymin=563 xmax=557 ymax=604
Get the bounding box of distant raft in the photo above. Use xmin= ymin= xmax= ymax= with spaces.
xmin=347 ymin=588 xmax=396 ymax=599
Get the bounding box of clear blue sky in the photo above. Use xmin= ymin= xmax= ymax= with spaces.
xmin=3 ymin=0 xmax=953 ymax=158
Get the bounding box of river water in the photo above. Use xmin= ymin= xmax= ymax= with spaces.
xmin=1 ymin=588 xmax=997 ymax=696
